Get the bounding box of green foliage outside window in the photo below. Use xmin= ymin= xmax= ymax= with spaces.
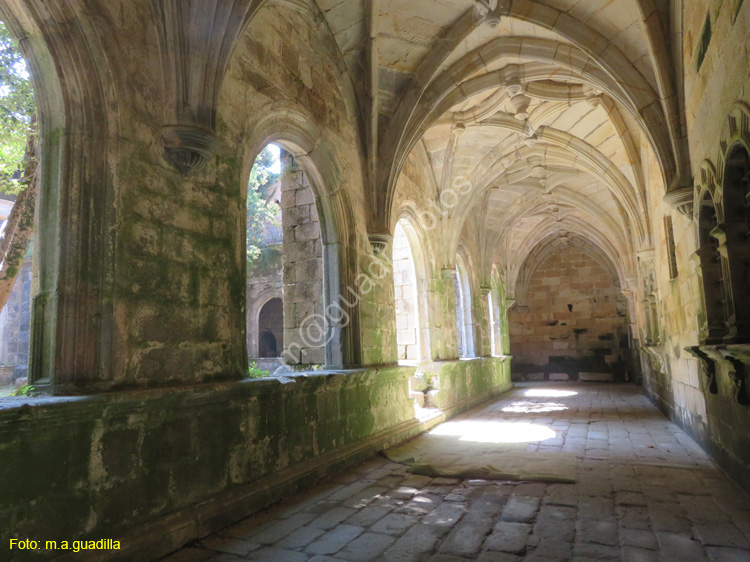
xmin=247 ymin=145 xmax=280 ymax=264
xmin=0 ymin=21 xmax=35 ymax=194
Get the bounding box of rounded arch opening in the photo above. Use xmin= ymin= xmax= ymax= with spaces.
xmin=0 ymin=5 xmax=69 ymax=391
xmin=0 ymin=2 xmax=120 ymax=392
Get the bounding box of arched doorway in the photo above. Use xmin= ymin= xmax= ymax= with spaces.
xmin=508 ymin=243 xmax=629 ymax=382
xmin=257 ymin=298 xmax=283 ymax=358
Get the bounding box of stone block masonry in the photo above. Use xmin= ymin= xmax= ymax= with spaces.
xmin=280 ymin=151 xmax=325 ymax=366
xmin=509 ymin=247 xmax=630 ymax=382
xmin=0 ymin=358 xmax=511 ymax=561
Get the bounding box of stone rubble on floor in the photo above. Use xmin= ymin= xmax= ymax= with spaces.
xmin=162 ymin=384 xmax=750 ymax=562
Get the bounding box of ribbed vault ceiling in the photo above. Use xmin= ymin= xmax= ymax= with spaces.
xmin=312 ymin=0 xmax=677 ymax=299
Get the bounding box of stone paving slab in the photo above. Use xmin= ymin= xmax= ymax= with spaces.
xmin=161 ymin=384 xmax=750 ymax=562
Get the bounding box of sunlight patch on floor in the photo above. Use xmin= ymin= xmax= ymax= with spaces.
xmin=502 ymin=401 xmax=568 ymax=413
xmin=430 ymin=420 xmax=556 ymax=443
xmin=523 ymin=388 xmax=578 ymax=398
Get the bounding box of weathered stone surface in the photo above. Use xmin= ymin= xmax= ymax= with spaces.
xmin=304 ymin=524 xmax=363 ymax=555
xmin=484 ymin=521 xmax=531 ymax=554
xmin=3 ymin=0 xmax=750 ymax=554
xmin=501 ymin=497 xmax=541 ymax=523
xmin=161 ymin=384 xmax=750 ymax=562
xmin=335 ymin=532 xmax=396 ymax=562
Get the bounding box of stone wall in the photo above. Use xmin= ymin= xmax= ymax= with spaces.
xmin=509 ymin=247 xmax=629 ymax=382
xmin=246 ymin=252 xmax=283 ymax=359
xmin=636 ymin=0 xmax=750 ymax=491
xmin=0 ymin=357 xmax=511 ymax=561
xmin=0 ymin=257 xmax=32 ymax=375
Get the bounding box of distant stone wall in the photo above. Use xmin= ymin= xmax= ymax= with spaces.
xmin=0 ymin=257 xmax=32 ymax=376
xmin=246 ymin=251 xmax=283 ymax=358
xmin=509 ymin=247 xmax=629 ymax=382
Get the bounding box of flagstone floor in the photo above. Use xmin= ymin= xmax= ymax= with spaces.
xmin=162 ymin=383 xmax=750 ymax=562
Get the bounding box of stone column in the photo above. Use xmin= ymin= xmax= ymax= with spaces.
xmin=479 ymin=285 xmax=492 ymax=357
xmin=279 ymin=151 xmax=325 ymax=366
xmin=437 ymin=267 xmax=460 ymax=360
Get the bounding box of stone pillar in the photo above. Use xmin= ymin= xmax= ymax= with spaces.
xmin=436 ymin=267 xmax=459 ymax=360
xmin=479 ymin=285 xmax=492 ymax=357
xmin=0 ymin=257 xmax=33 ymax=381
xmin=356 ymin=239 xmax=397 ymax=366
xmin=279 ymin=151 xmax=325 ymax=366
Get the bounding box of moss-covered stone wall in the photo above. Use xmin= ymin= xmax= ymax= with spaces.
xmin=0 ymin=358 xmax=511 ymax=560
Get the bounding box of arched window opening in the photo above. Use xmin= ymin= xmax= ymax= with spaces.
xmin=246 ymin=144 xmax=327 ymax=369
xmin=392 ymin=221 xmax=420 ymax=362
xmin=246 ymin=144 xmax=283 ymax=370
xmin=664 ymin=215 xmax=678 ymax=280
xmin=488 ymin=291 xmax=498 ymax=356
xmin=0 ymin=20 xmax=36 ymax=396
xmin=455 ymin=258 xmax=475 ymax=358
xmin=696 ymin=192 xmax=728 ymax=344
xmin=722 ymin=144 xmax=750 ymax=342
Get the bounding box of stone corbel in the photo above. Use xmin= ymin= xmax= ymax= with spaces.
xmin=637 ymin=248 xmax=656 ymax=268
xmin=153 ymin=0 xmax=251 ymax=175
xmin=663 ymin=186 xmax=694 ymax=216
xmin=368 ymin=233 xmax=392 ymax=255
xmin=687 ymin=346 xmax=718 ymax=394
xmin=480 ymin=285 xmax=491 ymax=295
xmin=473 ymin=0 xmax=507 ymax=27
xmin=161 ymin=125 xmax=219 ymax=176
xmin=725 ymin=355 xmax=748 ymax=405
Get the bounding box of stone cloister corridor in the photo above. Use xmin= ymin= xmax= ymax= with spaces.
xmin=2 ymin=0 xmax=750 ymax=560
xmin=163 ymin=384 xmax=750 ymax=562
